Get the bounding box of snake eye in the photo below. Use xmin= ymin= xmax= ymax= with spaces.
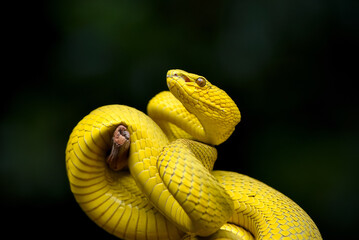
xmin=196 ymin=77 xmax=206 ymax=87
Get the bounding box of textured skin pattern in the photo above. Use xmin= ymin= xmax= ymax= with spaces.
xmin=213 ymin=171 xmax=322 ymax=239
xmin=65 ymin=70 xmax=322 ymax=239
xmin=157 ymin=139 xmax=233 ymax=235
xmin=183 ymin=224 xmax=255 ymax=240
xmin=66 ymin=105 xmax=184 ymax=239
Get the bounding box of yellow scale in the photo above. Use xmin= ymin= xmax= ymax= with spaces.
xmin=65 ymin=69 xmax=322 ymax=239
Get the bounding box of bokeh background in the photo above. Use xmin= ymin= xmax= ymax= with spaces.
xmin=2 ymin=0 xmax=358 ymax=239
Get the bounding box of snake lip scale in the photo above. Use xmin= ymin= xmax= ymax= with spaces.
xmin=66 ymin=69 xmax=322 ymax=239
xmin=167 ymin=70 xmax=224 ymax=114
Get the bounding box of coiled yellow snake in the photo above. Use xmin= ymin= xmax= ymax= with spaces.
xmin=65 ymin=69 xmax=322 ymax=239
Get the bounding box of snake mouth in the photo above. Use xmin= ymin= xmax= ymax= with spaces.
xmin=167 ymin=71 xmax=193 ymax=96
xmin=167 ymin=71 xmax=224 ymax=113
xmin=167 ymin=70 xmax=191 ymax=95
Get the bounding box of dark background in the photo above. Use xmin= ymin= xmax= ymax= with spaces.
xmin=2 ymin=0 xmax=358 ymax=239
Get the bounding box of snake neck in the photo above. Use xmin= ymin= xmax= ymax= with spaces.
xmin=148 ymin=69 xmax=242 ymax=145
xmin=147 ymin=91 xmax=237 ymax=145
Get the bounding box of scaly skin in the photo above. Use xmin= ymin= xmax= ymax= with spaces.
xmin=65 ymin=69 xmax=322 ymax=239
xmin=148 ymin=69 xmax=241 ymax=145
xmin=66 ymin=105 xmax=184 ymax=239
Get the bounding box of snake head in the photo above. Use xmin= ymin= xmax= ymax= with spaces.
xmin=167 ymin=69 xmax=209 ymax=88
xmin=166 ymin=69 xmax=241 ymax=145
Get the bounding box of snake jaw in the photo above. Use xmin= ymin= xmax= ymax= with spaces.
xmin=167 ymin=72 xmax=214 ymax=112
xmin=167 ymin=70 xmax=234 ymax=115
xmin=166 ymin=69 xmax=241 ymax=145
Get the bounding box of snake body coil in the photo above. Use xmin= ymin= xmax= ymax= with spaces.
xmin=66 ymin=70 xmax=322 ymax=239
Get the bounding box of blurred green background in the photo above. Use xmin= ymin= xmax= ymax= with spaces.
xmin=2 ymin=0 xmax=358 ymax=239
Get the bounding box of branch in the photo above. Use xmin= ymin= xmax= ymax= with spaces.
xmin=106 ymin=124 xmax=130 ymax=171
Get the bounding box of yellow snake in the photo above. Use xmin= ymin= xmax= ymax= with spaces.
xmin=65 ymin=69 xmax=322 ymax=239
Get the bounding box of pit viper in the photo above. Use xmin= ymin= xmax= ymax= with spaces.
xmin=65 ymin=69 xmax=322 ymax=239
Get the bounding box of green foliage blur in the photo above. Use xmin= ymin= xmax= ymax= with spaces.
xmin=2 ymin=0 xmax=358 ymax=239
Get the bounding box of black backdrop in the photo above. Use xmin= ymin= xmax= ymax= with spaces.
xmin=2 ymin=0 xmax=358 ymax=239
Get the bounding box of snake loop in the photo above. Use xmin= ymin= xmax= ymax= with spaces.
xmin=65 ymin=69 xmax=322 ymax=239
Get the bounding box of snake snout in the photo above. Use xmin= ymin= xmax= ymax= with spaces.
xmin=167 ymin=69 xmax=193 ymax=82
